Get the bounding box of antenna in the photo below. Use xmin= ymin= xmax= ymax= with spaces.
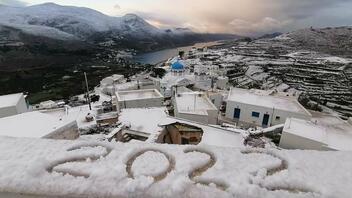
xmin=84 ymin=72 xmax=92 ymax=110
xmin=194 ymin=93 xmax=197 ymax=110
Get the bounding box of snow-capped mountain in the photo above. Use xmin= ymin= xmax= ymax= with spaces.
xmin=0 ymin=3 xmax=240 ymax=70
xmin=0 ymin=3 xmax=162 ymax=40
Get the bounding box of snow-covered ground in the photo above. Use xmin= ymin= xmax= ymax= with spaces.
xmin=0 ymin=136 xmax=351 ymax=198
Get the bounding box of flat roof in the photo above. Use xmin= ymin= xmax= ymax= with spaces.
xmin=175 ymin=92 xmax=217 ymax=115
xmin=227 ymin=88 xmax=310 ymax=115
xmin=0 ymin=111 xmax=75 ymax=138
xmin=0 ymin=93 xmax=23 ymax=108
xmin=159 ymin=116 xmax=244 ymax=148
xmin=284 ymin=116 xmax=352 ymax=151
xmin=116 ymin=89 xmax=163 ymax=101
xmin=118 ymin=107 xmax=243 ymax=148
xmin=118 ymin=107 xmax=169 ymax=142
xmin=41 ymin=105 xmax=95 ymax=129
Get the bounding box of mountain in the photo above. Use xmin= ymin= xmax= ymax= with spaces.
xmin=0 ymin=3 xmax=239 ymax=69
xmin=0 ymin=3 xmax=163 ymax=40
xmin=257 ymin=32 xmax=282 ymax=39
xmin=274 ymin=26 xmax=352 ymax=57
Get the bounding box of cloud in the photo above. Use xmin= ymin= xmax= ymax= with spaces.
xmin=229 ymin=17 xmax=291 ymax=35
xmin=0 ymin=0 xmax=27 ymax=6
xmin=113 ymin=4 xmax=120 ymax=10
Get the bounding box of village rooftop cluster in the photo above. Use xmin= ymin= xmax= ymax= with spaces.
xmin=0 ymin=39 xmax=352 ymax=197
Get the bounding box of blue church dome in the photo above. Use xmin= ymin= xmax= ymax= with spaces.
xmin=171 ymin=61 xmax=184 ymax=70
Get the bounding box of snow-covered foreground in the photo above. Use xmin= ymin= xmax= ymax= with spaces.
xmin=0 ymin=136 xmax=351 ymax=198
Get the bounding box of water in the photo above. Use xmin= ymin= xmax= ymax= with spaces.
xmin=133 ymin=41 xmax=221 ymax=65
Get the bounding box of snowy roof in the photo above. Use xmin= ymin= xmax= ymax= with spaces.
xmin=102 ymin=74 xmax=124 ymax=81
xmin=116 ymin=89 xmax=163 ymax=101
xmin=1 ymin=136 xmax=351 ymax=198
xmin=118 ymin=107 xmax=169 ymax=142
xmin=283 ymin=115 xmax=352 ymax=151
xmin=118 ymin=107 xmax=242 ymax=148
xmin=0 ymin=93 xmax=23 ymax=108
xmin=175 ymin=92 xmax=217 ymax=115
xmin=0 ymin=111 xmax=76 ymax=138
xmin=41 ymin=105 xmax=96 ymax=129
xmin=227 ymin=88 xmax=310 ymax=115
xmin=159 ymin=116 xmax=244 ymax=148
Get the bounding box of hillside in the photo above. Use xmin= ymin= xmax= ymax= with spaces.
xmin=0 ymin=3 xmax=239 ymax=70
xmin=276 ymin=26 xmax=352 ymax=57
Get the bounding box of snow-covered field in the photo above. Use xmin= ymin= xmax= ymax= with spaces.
xmin=0 ymin=136 xmax=351 ymax=198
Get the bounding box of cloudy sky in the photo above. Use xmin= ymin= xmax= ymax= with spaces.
xmin=1 ymin=0 xmax=352 ymax=36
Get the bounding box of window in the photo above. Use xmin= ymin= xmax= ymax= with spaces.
xmin=181 ymin=138 xmax=189 ymax=144
xmin=275 ymin=116 xmax=281 ymax=121
xmin=252 ymin=112 xmax=260 ymax=118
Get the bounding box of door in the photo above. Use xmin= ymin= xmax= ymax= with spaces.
xmin=262 ymin=114 xmax=270 ymax=127
xmin=233 ymin=108 xmax=241 ymax=119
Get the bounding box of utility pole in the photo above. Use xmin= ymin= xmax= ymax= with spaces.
xmin=84 ymin=72 xmax=92 ymax=110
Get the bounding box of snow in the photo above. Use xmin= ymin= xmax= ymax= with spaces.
xmin=42 ymin=105 xmax=96 ymax=129
xmin=116 ymin=89 xmax=163 ymax=101
xmin=1 ymin=22 xmax=78 ymax=40
xmin=246 ymin=65 xmax=269 ymax=81
xmin=160 ymin=116 xmax=244 ymax=148
xmin=283 ymin=115 xmax=352 ymax=151
xmin=0 ymin=93 xmax=23 ymax=108
xmin=0 ymin=136 xmax=352 ymax=197
xmin=131 ymin=151 xmax=170 ymax=178
xmin=175 ymin=92 xmax=217 ymax=115
xmin=118 ymin=107 xmax=243 ymax=148
xmin=0 ymin=111 xmax=76 ymax=138
xmin=319 ymin=56 xmax=351 ymax=64
xmin=227 ymin=88 xmax=310 ymax=115
xmin=0 ymin=3 xmax=163 ymax=40
xmin=118 ymin=107 xmax=168 ymax=142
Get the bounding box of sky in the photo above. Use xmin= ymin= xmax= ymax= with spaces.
xmin=1 ymin=0 xmax=352 ymax=36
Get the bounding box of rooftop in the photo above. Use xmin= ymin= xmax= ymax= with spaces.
xmin=0 ymin=111 xmax=76 ymax=138
xmin=116 ymin=89 xmax=163 ymax=101
xmin=41 ymin=105 xmax=95 ymax=129
xmin=159 ymin=116 xmax=244 ymax=148
xmin=118 ymin=107 xmax=169 ymax=142
xmin=118 ymin=107 xmax=243 ymax=148
xmin=227 ymin=88 xmax=310 ymax=115
xmin=175 ymin=92 xmax=217 ymax=115
xmin=284 ymin=115 xmax=352 ymax=151
xmin=0 ymin=93 xmax=23 ymax=108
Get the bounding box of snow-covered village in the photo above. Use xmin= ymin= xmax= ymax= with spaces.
xmin=1 ymin=1 xmax=352 ymax=198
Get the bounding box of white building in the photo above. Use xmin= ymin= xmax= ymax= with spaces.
xmin=0 ymin=93 xmax=28 ymax=118
xmin=174 ymin=92 xmax=218 ymax=125
xmin=0 ymin=111 xmax=79 ymax=140
xmin=194 ymin=65 xmax=208 ymax=75
xmin=216 ymin=76 xmax=229 ymax=90
xmin=207 ymin=90 xmax=227 ymax=110
xmin=115 ymin=89 xmax=164 ymax=110
xmin=38 ymin=100 xmax=57 ymax=109
xmin=279 ymin=115 xmax=352 ymax=151
xmin=159 ymin=73 xmax=195 ymax=97
xmin=194 ymin=65 xmax=220 ymax=76
xmin=225 ymin=88 xmax=311 ymax=127
xmin=100 ymin=74 xmax=125 ymax=86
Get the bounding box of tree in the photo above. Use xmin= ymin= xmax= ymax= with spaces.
xmin=151 ymin=68 xmax=166 ymax=78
